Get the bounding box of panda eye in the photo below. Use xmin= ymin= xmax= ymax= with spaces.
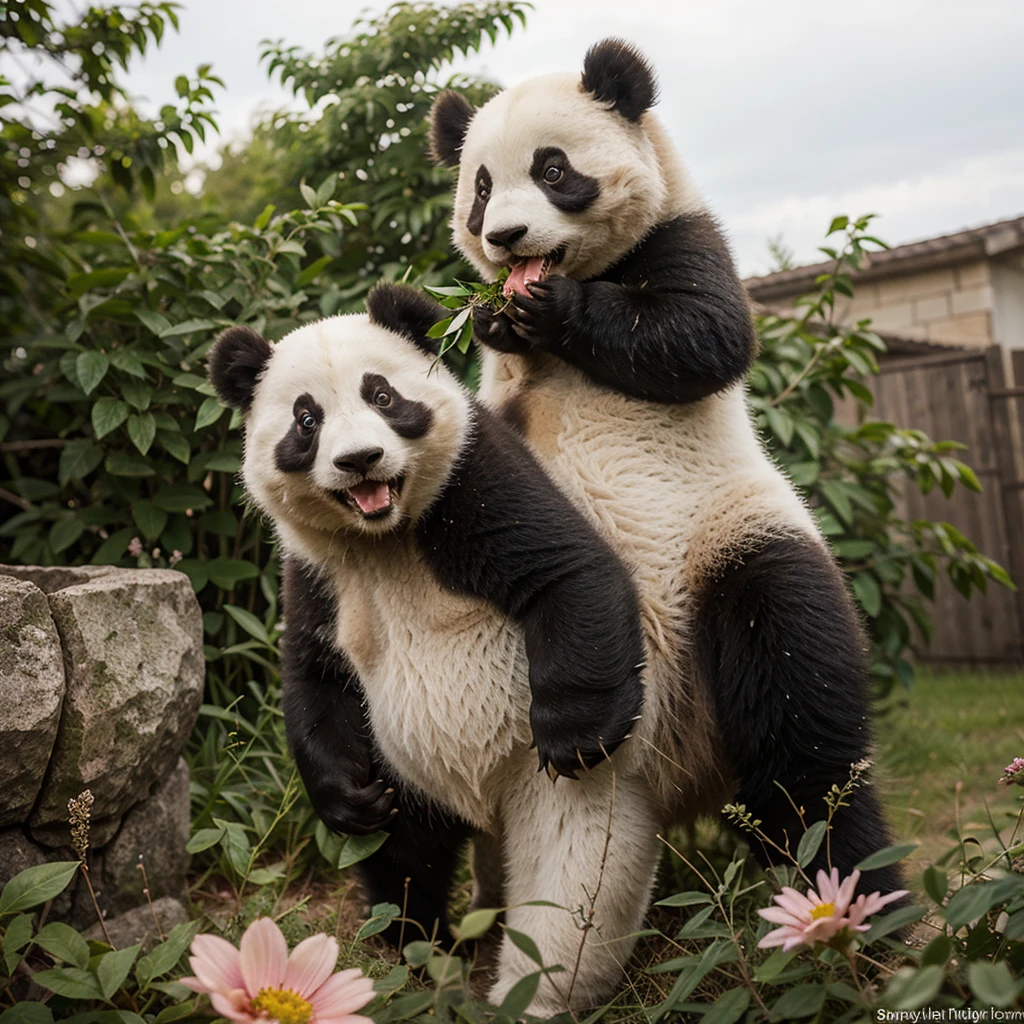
xmin=374 ymin=389 xmax=392 ymax=408
xmin=543 ymin=165 xmax=563 ymax=184
xmin=297 ymin=411 xmax=317 ymax=434
xmin=477 ymin=181 xmax=490 ymax=200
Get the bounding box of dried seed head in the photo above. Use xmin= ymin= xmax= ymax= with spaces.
xmin=67 ymin=789 xmax=94 ymax=862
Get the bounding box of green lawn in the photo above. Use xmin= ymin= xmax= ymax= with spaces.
xmin=874 ymin=665 xmax=1024 ymax=868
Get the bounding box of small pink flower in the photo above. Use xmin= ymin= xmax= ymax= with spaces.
xmin=127 ymin=536 xmax=143 ymax=557
xmin=999 ymin=757 xmax=1024 ymax=786
xmin=758 ymin=868 xmax=908 ymax=951
xmin=169 ymin=549 xmax=183 ymax=567
xmin=181 ymin=917 xmax=375 ymax=1024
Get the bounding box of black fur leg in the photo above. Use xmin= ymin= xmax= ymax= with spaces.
xmin=472 ymin=303 xmax=531 ymax=354
xmin=281 ymin=557 xmax=395 ymax=835
xmin=692 ymin=533 xmax=905 ymax=897
xmin=510 ymin=275 xmax=584 ymax=348
xmin=352 ymin=790 xmax=472 ymax=950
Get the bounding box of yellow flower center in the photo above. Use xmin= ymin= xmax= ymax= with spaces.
xmin=250 ymin=987 xmax=314 ymax=1024
xmin=810 ymin=901 xmax=836 ymax=921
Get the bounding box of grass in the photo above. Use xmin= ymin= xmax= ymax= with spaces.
xmin=874 ymin=665 xmax=1024 ymax=866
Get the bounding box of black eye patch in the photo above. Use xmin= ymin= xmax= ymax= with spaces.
xmin=360 ymin=372 xmax=433 ymax=440
xmin=466 ymin=164 xmax=491 ymax=237
xmin=275 ymin=393 xmax=324 ymax=473
xmin=529 ymin=146 xmax=600 ymax=214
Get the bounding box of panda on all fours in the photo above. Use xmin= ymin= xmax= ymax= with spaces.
xmin=426 ymin=34 xmax=904 ymax=997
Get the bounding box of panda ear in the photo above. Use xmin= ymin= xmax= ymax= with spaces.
xmin=208 ymin=326 xmax=273 ymax=411
xmin=581 ymin=38 xmax=658 ymax=122
xmin=366 ymin=283 xmax=446 ymax=355
xmin=428 ymin=90 xmax=475 ymax=167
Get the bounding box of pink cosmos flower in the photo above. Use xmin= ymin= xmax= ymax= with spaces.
xmin=999 ymin=757 xmax=1024 ymax=786
xmin=181 ymin=917 xmax=375 ymax=1024
xmin=758 ymin=867 xmax=908 ymax=951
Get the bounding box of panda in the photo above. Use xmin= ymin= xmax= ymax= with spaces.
xmin=208 ymin=284 xmax=667 ymax=1014
xmin=428 ymin=32 xmax=904 ymax=991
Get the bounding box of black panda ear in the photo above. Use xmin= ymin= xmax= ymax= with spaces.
xmin=581 ymin=38 xmax=658 ymax=122
xmin=208 ymin=326 xmax=273 ymax=411
xmin=428 ymin=90 xmax=475 ymax=167
xmin=366 ymin=283 xmax=446 ymax=355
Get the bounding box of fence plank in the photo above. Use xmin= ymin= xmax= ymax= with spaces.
xmin=869 ymin=347 xmax=1022 ymax=663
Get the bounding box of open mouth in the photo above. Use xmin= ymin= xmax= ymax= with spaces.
xmin=502 ymin=246 xmax=566 ymax=299
xmin=331 ymin=477 xmax=404 ymax=520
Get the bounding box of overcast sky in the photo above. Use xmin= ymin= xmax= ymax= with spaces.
xmin=119 ymin=0 xmax=1024 ymax=276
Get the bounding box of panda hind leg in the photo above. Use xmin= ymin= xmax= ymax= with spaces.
xmin=492 ymin=760 xmax=662 ymax=1015
xmin=692 ymin=532 xmax=905 ymax=898
xmin=351 ymin=784 xmax=472 ymax=950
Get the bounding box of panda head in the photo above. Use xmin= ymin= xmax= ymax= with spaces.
xmin=430 ymin=38 xmax=694 ymax=288
xmin=208 ymin=285 xmax=471 ymax=547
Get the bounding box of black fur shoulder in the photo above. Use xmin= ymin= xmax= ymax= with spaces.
xmin=496 ymin=211 xmax=756 ymax=404
xmin=416 ymin=402 xmax=645 ymax=777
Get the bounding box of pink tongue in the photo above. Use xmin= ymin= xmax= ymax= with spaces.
xmin=348 ymin=480 xmax=391 ymax=514
xmin=503 ymin=257 xmax=547 ymax=298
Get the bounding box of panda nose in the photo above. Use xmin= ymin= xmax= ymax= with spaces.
xmin=333 ymin=447 xmax=384 ymax=475
xmin=486 ymin=224 xmax=528 ymax=250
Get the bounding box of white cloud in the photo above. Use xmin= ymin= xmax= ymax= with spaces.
xmin=114 ymin=0 xmax=1024 ymax=274
xmin=731 ymin=148 xmax=1024 ymax=276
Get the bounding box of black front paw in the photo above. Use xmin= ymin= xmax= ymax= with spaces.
xmin=472 ymin=303 xmax=530 ymax=354
xmin=529 ymin=682 xmax=643 ymax=780
xmin=310 ymin=775 xmax=397 ymax=836
xmin=510 ymin=275 xmax=583 ymax=349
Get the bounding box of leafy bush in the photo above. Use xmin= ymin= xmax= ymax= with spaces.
xmin=748 ymin=215 xmax=1013 ymax=691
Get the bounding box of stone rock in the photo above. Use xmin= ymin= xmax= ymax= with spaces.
xmin=0 ymin=576 xmax=66 ymax=825
xmin=28 ymin=570 xmax=203 ymax=846
xmin=99 ymin=757 xmax=191 ymax=916
xmin=0 ymin=827 xmax=51 ymax=888
xmin=0 ymin=564 xmax=117 ymax=594
xmin=84 ymin=897 xmax=190 ymax=953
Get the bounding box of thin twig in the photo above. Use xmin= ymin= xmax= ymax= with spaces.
xmin=564 ymin=765 xmax=617 ymax=1018
xmin=0 ymin=487 xmax=33 ymax=512
xmin=0 ymin=439 xmax=70 ymax=453
xmin=137 ymin=858 xmax=166 ymax=941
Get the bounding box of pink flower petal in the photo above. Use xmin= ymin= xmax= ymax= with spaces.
xmin=283 ymin=933 xmax=340 ymax=998
xmin=309 ymin=971 xmax=376 ymax=1018
xmin=836 ymin=870 xmax=860 ymax=914
xmin=188 ymin=934 xmax=245 ymax=993
xmin=758 ymin=906 xmax=804 ymax=926
xmin=757 ymin=927 xmax=792 ymax=949
xmin=210 ymin=988 xmax=255 ymax=1023
xmin=774 ymin=890 xmax=814 ymax=916
xmin=239 ymin=917 xmax=288 ymax=997
xmin=317 ymin=1016 xmax=374 ymax=1024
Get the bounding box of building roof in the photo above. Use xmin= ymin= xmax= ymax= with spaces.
xmin=745 ymin=214 xmax=1024 ymax=301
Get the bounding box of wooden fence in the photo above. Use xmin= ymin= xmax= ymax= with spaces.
xmin=870 ymin=346 xmax=1024 ymax=663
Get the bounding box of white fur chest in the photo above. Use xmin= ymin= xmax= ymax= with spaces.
xmin=480 ymin=351 xmax=819 ymax=811
xmin=326 ymin=538 xmax=532 ymax=828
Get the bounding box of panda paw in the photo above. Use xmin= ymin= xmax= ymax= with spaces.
xmin=472 ymin=303 xmax=531 ymax=354
xmin=311 ymin=776 xmax=397 ymax=837
xmin=510 ymin=275 xmax=583 ymax=348
xmin=529 ymin=699 xmax=638 ymax=780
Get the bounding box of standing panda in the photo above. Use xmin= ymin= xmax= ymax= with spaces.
xmin=428 ymin=35 xmax=903 ymax=994
xmin=208 ymin=286 xmax=659 ymax=1013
